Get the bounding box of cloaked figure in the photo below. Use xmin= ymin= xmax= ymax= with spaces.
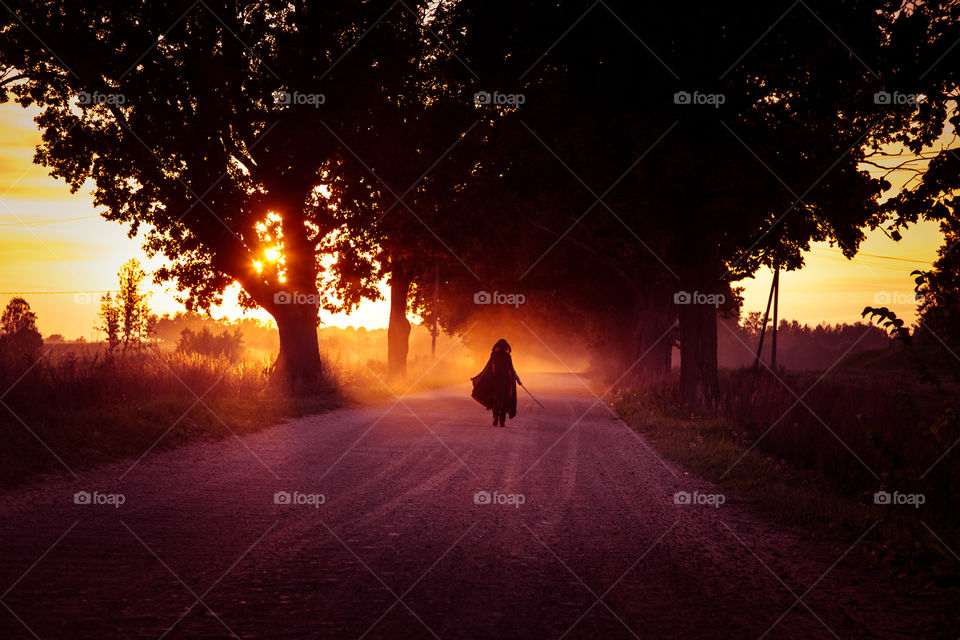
xmin=471 ymin=339 xmax=522 ymax=427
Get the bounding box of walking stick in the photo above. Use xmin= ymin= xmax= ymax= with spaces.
xmin=518 ymin=381 xmax=545 ymax=408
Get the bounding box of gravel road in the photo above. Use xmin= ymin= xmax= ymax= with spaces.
xmin=0 ymin=373 xmax=955 ymax=639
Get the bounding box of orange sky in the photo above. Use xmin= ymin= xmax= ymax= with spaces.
xmin=0 ymin=103 xmax=948 ymax=339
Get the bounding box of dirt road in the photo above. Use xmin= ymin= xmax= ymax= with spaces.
xmin=0 ymin=373 xmax=954 ymax=639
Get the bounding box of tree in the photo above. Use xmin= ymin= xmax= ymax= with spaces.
xmin=914 ymin=215 xmax=960 ymax=351
xmin=97 ymin=259 xmax=156 ymax=351
xmin=443 ymin=1 xmax=933 ymax=407
xmin=98 ymin=292 xmax=121 ymax=350
xmin=0 ymin=297 xmax=44 ymax=365
xmin=0 ymin=0 xmax=434 ymax=390
xmin=116 ymin=258 xmax=155 ymax=349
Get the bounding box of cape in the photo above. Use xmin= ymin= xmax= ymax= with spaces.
xmin=470 ymin=351 xmax=518 ymax=418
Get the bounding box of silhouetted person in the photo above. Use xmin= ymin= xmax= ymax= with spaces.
xmin=471 ymin=338 xmax=522 ymax=427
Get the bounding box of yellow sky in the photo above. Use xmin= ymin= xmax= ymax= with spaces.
xmin=0 ymin=103 xmax=946 ymax=338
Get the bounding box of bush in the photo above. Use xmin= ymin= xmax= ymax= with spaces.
xmin=177 ymin=327 xmax=244 ymax=361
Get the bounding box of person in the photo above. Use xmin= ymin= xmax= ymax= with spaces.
xmin=470 ymin=339 xmax=522 ymax=427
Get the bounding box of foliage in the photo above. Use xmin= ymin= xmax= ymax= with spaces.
xmin=0 ymin=297 xmax=43 ymax=365
xmin=719 ymin=316 xmax=890 ymax=370
xmin=98 ymin=292 xmax=121 ymax=350
xmin=177 ymin=326 xmax=244 ymax=362
xmin=98 ymin=259 xmax=157 ymax=351
xmin=0 ymin=347 xmax=340 ymax=487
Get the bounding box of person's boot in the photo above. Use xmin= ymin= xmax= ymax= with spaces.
xmin=499 ymin=417 xmax=505 ymax=427
xmin=493 ymin=414 xmax=499 ymax=426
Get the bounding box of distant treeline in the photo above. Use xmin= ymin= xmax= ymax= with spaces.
xmin=717 ymin=314 xmax=891 ymax=371
xmin=152 ymin=312 xmax=474 ymax=371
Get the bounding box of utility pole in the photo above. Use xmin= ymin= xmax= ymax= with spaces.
xmin=431 ymin=262 xmax=439 ymax=361
xmin=770 ymin=262 xmax=780 ymax=371
xmin=753 ymin=264 xmax=777 ymax=370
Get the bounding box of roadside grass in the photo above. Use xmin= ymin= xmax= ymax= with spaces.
xmin=613 ymin=367 xmax=960 ymax=584
xmin=0 ymin=348 xmax=342 ymax=488
xmin=617 ymin=402 xmax=876 ymax=536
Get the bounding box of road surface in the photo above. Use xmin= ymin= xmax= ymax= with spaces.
xmin=0 ymin=373 xmax=954 ymax=639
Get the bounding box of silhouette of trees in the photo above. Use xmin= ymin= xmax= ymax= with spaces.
xmin=0 ymin=297 xmax=44 ymax=365
xmin=2 ymin=1 xmax=956 ymax=403
xmin=0 ymin=1 xmax=435 ymax=390
xmin=436 ymin=1 xmax=923 ymax=406
xmin=914 ymin=215 xmax=960 ymax=351
xmin=177 ymin=326 xmax=244 ymax=361
xmin=98 ymin=292 xmax=121 ymax=350
xmin=98 ymin=259 xmax=156 ymax=351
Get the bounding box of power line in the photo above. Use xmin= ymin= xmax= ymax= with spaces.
xmin=811 ymin=246 xmax=933 ymax=264
xmin=0 ymin=215 xmax=100 ymax=228
xmin=0 ymin=290 xmax=112 ymax=295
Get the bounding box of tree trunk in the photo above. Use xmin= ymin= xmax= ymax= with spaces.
xmin=266 ymin=192 xmax=324 ymax=393
xmin=272 ymin=300 xmax=323 ymax=392
xmin=632 ymin=287 xmax=675 ymax=380
xmin=387 ymin=265 xmax=412 ymax=381
xmin=677 ymin=239 xmax=721 ymax=410
xmin=678 ymin=301 xmax=718 ymax=408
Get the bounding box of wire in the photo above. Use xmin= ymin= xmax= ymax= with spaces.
xmin=0 ymin=290 xmax=112 ymax=295
xmin=811 ymin=245 xmax=933 ymax=264
xmin=0 ymin=215 xmax=100 ymax=228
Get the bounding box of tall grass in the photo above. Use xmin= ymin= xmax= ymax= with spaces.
xmin=0 ymin=347 xmax=341 ymax=487
xmin=615 ymin=364 xmax=960 ymax=579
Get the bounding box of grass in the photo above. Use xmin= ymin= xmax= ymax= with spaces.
xmin=613 ymin=367 xmax=960 ymax=584
xmin=0 ymin=347 xmax=342 ymax=488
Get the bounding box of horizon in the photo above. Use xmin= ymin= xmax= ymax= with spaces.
xmin=0 ymin=104 xmax=946 ymax=339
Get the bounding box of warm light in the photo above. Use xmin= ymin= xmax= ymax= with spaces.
xmin=264 ymin=247 xmax=280 ymax=262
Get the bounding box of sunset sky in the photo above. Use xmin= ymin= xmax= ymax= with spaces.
xmin=0 ymin=103 xmax=947 ymax=339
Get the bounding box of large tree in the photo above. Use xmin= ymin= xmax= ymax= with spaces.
xmin=442 ymin=0 xmax=938 ymax=407
xmin=0 ymin=0 xmax=432 ymax=389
